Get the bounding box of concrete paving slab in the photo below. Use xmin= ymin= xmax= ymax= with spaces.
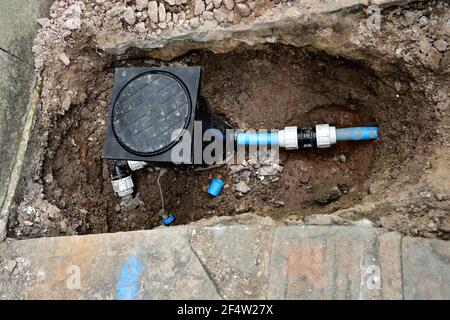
xmin=0 ymin=227 xmax=221 ymax=300
xmin=1 ymin=222 xmax=449 ymax=300
xmin=188 ymin=224 xmax=273 ymax=299
xmin=268 ymin=226 xmax=382 ymax=300
xmin=402 ymin=237 xmax=450 ymax=300
xmin=378 ymin=232 xmax=403 ymax=299
xmin=0 ymin=0 xmax=53 ymax=240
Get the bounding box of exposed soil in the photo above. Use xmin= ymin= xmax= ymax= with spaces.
xmin=7 ymin=1 xmax=450 ymax=240
xmin=47 ymin=46 xmax=385 ymax=233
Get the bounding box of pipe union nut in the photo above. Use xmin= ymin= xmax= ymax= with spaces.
xmin=127 ymin=161 xmax=148 ymax=171
xmin=315 ymin=124 xmax=337 ymax=148
xmin=283 ymin=126 xmax=299 ymax=150
xmin=111 ymin=176 xmax=134 ymax=197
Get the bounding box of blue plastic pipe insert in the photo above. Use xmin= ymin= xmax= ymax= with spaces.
xmin=336 ymin=127 xmax=378 ymax=141
xmin=237 ymin=132 xmax=279 ymax=146
xmin=208 ymin=178 xmax=224 ymax=197
xmin=162 ymin=214 xmax=175 ymax=226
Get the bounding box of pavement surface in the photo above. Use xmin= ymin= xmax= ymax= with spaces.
xmin=0 ymin=0 xmax=53 ymax=240
xmin=0 ymin=216 xmax=449 ymax=300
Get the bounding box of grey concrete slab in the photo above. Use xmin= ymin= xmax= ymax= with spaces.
xmin=188 ymin=224 xmax=273 ymax=299
xmin=268 ymin=226 xmax=382 ymax=300
xmin=0 ymin=0 xmax=53 ymax=235
xmin=1 ymin=222 xmax=449 ymax=300
xmin=402 ymin=237 xmax=450 ymax=300
xmin=0 ymin=227 xmax=221 ymax=300
xmin=378 ymin=232 xmax=403 ymax=299
xmin=0 ymin=0 xmax=53 ymax=64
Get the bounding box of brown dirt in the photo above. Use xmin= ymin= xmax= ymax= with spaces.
xmin=10 ymin=42 xmax=438 ymax=237
xmin=8 ymin=1 xmax=450 ymax=240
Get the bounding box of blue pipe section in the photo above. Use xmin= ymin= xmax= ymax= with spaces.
xmin=336 ymin=127 xmax=378 ymax=141
xmin=237 ymin=132 xmax=279 ymax=145
xmin=208 ymin=178 xmax=224 ymax=197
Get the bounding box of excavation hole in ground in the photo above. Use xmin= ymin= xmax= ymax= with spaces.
xmin=9 ymin=43 xmax=436 ymax=238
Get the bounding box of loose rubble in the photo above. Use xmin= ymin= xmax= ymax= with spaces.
xmin=33 ymin=0 xmax=290 ymax=71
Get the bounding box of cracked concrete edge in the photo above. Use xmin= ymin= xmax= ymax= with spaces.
xmin=98 ymin=0 xmax=430 ymax=56
xmin=186 ymin=215 xmax=393 ymax=299
xmin=186 ymin=221 xmax=274 ymax=299
xmin=0 ymin=48 xmax=33 ymax=67
xmin=0 ymin=78 xmax=40 ymax=243
xmin=186 ymin=227 xmax=225 ymax=299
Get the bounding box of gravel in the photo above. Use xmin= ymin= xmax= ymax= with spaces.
xmin=235 ymin=181 xmax=252 ymax=194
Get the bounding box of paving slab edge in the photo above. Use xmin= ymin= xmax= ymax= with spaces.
xmin=0 ymin=77 xmax=40 ymax=243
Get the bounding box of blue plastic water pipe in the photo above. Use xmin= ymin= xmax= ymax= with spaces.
xmin=235 ymin=125 xmax=378 ymax=149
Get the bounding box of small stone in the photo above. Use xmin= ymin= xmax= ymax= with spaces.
xmin=37 ymin=18 xmax=51 ymax=28
xmin=59 ymin=220 xmax=68 ymax=232
xmin=63 ymin=17 xmax=81 ymax=30
xmin=203 ymin=10 xmax=214 ymax=20
xmin=352 ymin=218 xmax=374 ymax=227
xmin=213 ymin=8 xmax=227 ymax=22
xmin=213 ymin=0 xmax=222 ymax=8
xmin=135 ymin=0 xmax=149 ymax=11
xmin=194 ymin=0 xmax=206 ymax=16
xmin=428 ymin=222 xmax=437 ymax=232
xmin=135 ymin=21 xmax=147 ymax=33
xmin=158 ymin=2 xmax=167 ymax=22
xmin=224 ymin=0 xmax=234 ymax=10
xmin=304 ymin=214 xmax=349 ymax=226
xmin=124 ymin=7 xmax=136 ymax=25
xmin=433 ymin=39 xmax=448 ymax=53
xmin=338 ymin=154 xmax=347 ymax=162
xmin=148 ymin=1 xmax=158 ymax=23
xmin=313 ymin=186 xmax=342 ymax=205
xmin=189 ymin=17 xmax=200 ymax=28
xmin=61 ymin=93 xmax=71 ymax=112
xmin=235 ymin=181 xmax=251 ymax=194
xmin=229 ymin=164 xmax=245 ymax=174
xmin=257 ymin=163 xmax=283 ymax=176
xmin=44 ymin=174 xmax=54 ymax=184
xmin=235 ymin=202 xmax=250 ymax=213
xmin=235 ymin=3 xmax=250 ymax=17
xmin=58 ymin=52 xmax=70 ymax=66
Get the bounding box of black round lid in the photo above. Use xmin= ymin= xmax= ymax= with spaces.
xmin=112 ymin=71 xmax=191 ymax=155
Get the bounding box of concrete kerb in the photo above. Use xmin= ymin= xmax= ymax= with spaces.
xmin=0 ymin=77 xmax=40 ymax=242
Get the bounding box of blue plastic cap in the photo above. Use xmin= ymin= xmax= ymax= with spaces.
xmin=162 ymin=214 xmax=175 ymax=226
xmin=208 ymin=178 xmax=224 ymax=197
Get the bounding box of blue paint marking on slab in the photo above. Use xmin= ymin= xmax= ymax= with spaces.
xmin=116 ymin=256 xmax=144 ymax=300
